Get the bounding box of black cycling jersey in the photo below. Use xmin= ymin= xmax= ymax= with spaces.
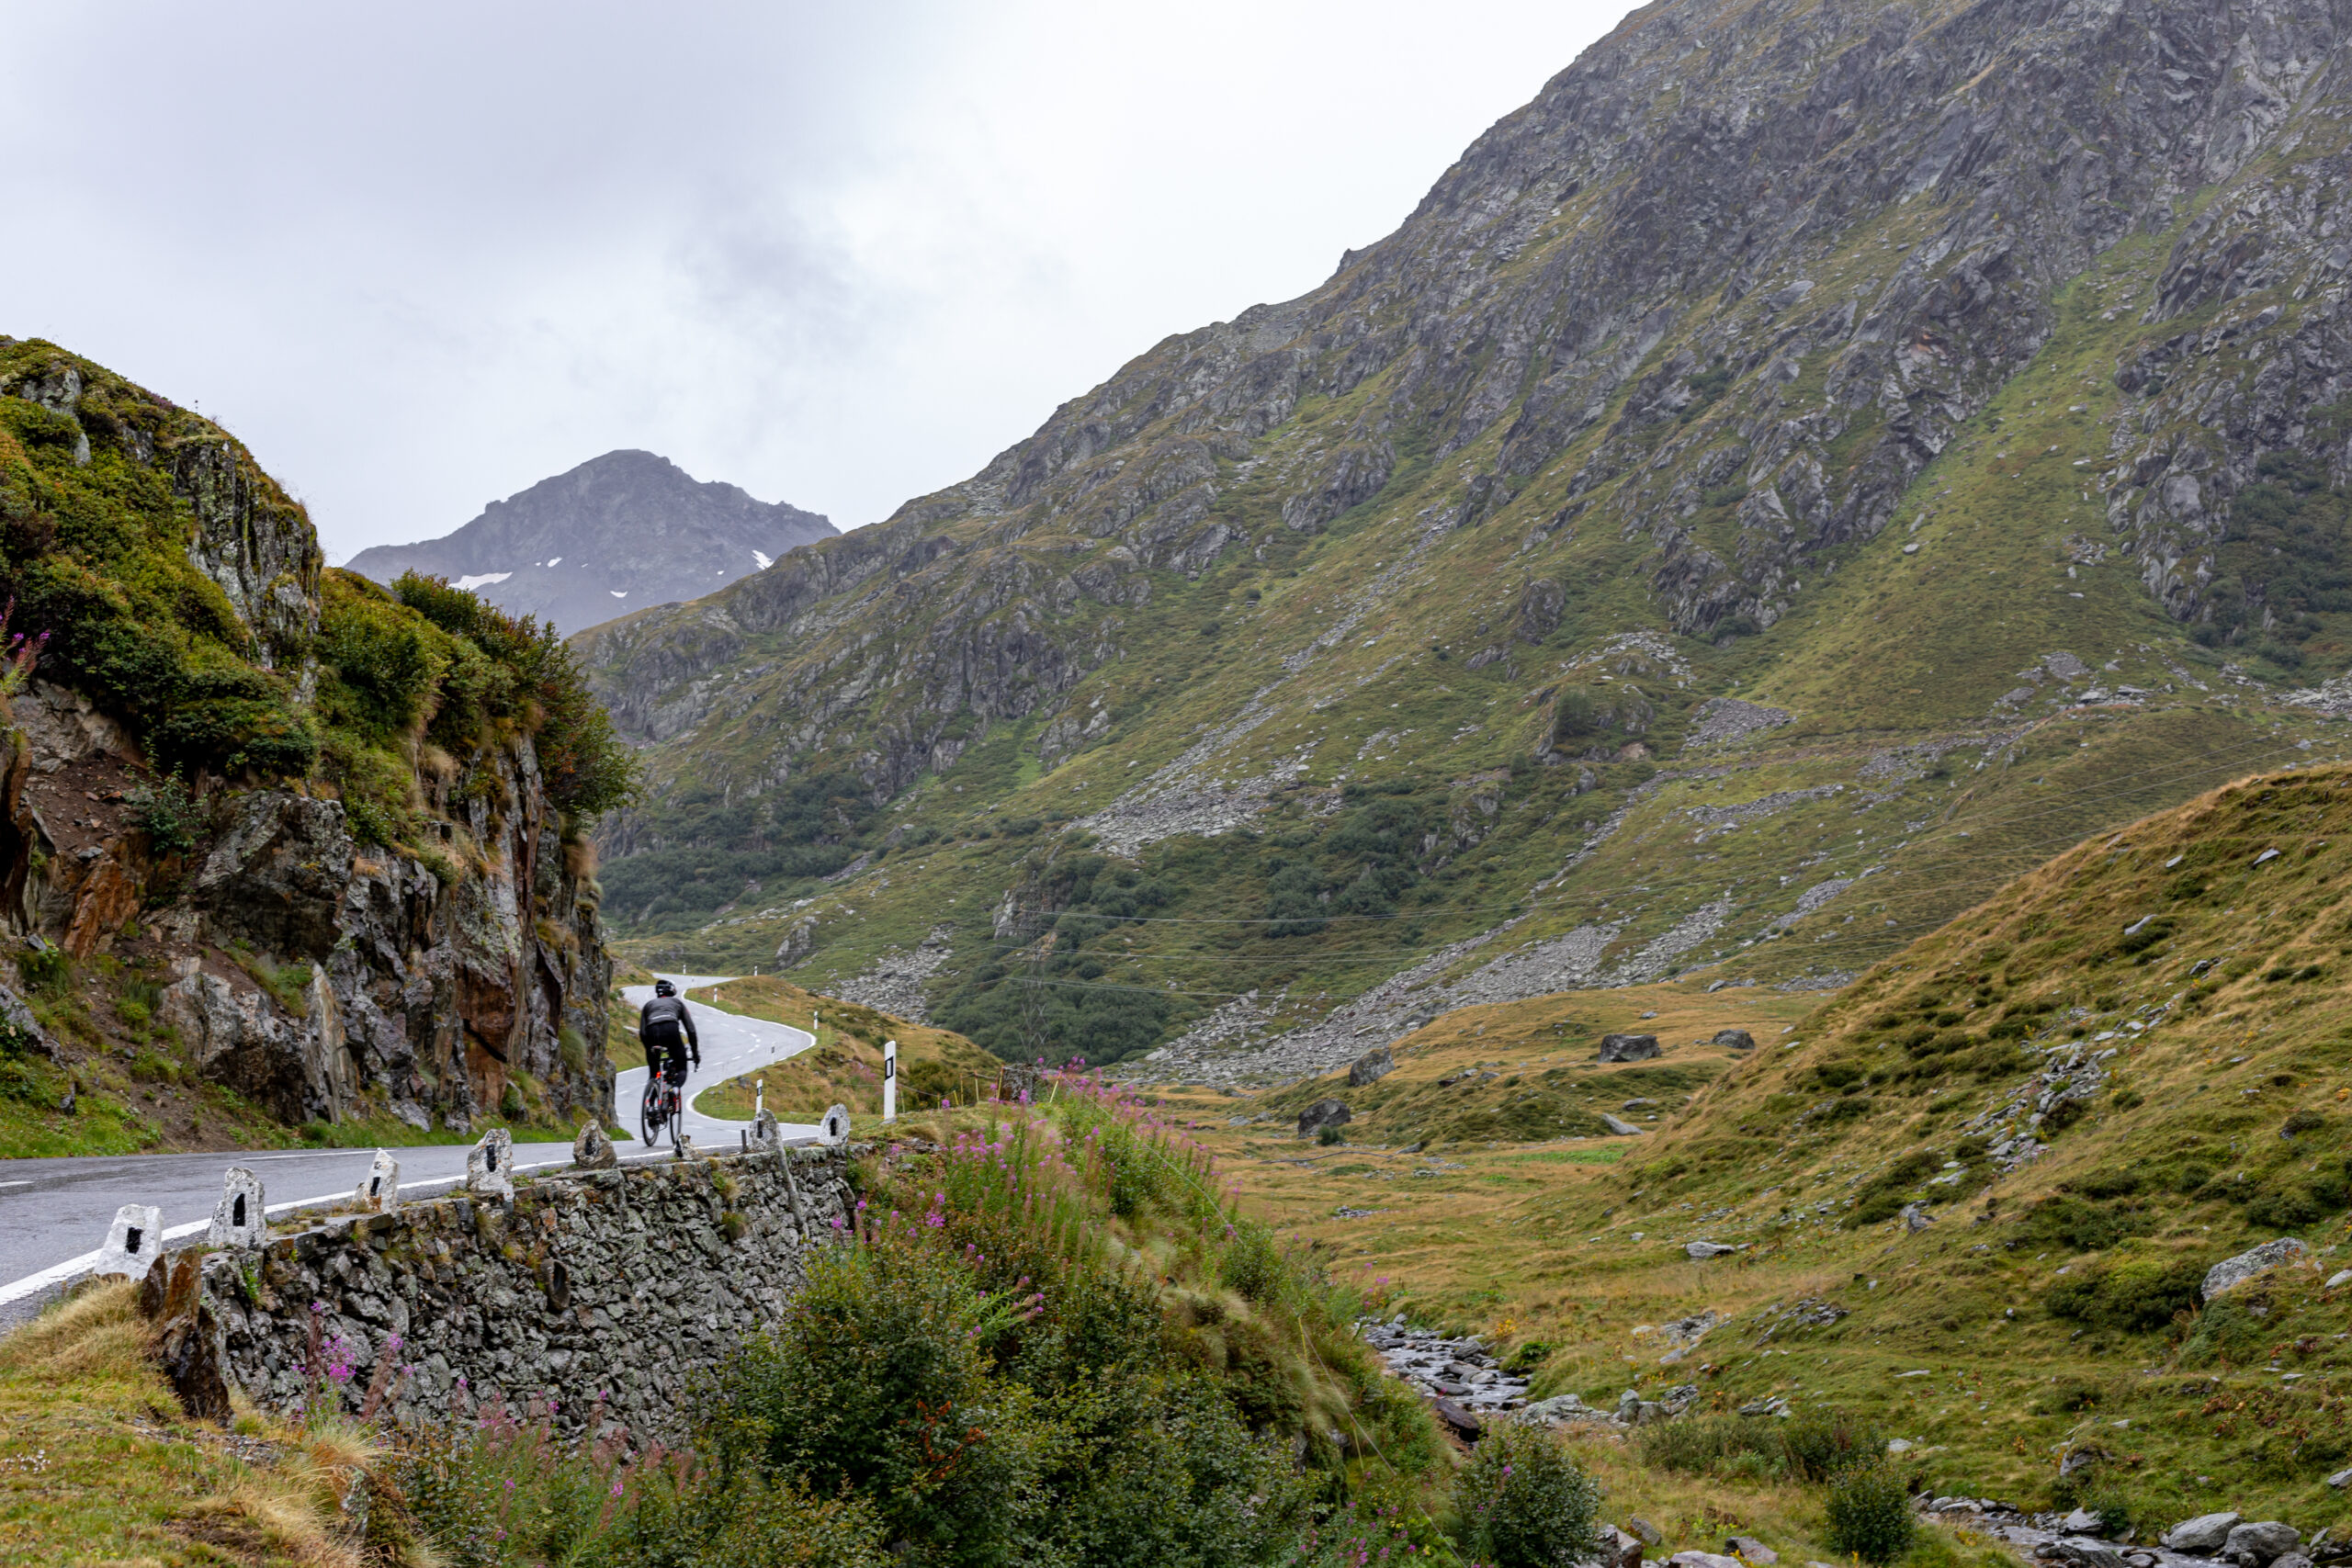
xmin=639 ymin=994 xmax=700 ymax=1077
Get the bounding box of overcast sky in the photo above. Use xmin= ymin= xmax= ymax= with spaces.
xmin=4 ymin=2 xmax=1622 ymax=561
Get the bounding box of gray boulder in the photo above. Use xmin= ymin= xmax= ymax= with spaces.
xmin=1349 ymin=1045 xmax=1396 ymax=1087
xmin=2273 ymin=1556 xmax=2316 ymax=1568
xmin=1713 ymin=1030 xmax=1757 ymax=1052
xmin=1297 ymin=1099 xmax=1353 ymax=1139
xmin=1624 ymin=1519 xmax=1664 ymax=1548
xmin=1600 ymin=1526 xmax=1645 ymax=1568
xmin=1725 ymin=1538 xmax=1777 ymax=1564
xmin=1687 ymin=1241 xmax=1737 ymax=1258
xmin=2204 ymin=1238 xmax=2308 ymax=1300
xmin=1601 ymin=1113 xmax=1645 ymax=1135
xmin=2225 ymin=1523 xmax=2301 ymax=1567
xmin=2165 ymin=1515 xmax=2243 ymax=1554
xmin=1669 ymin=1553 xmax=1743 ymax=1568
xmin=1599 ymin=1032 xmax=1661 ymax=1062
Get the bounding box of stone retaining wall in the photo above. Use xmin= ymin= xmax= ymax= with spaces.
xmin=195 ymin=1147 xmax=857 ymax=1438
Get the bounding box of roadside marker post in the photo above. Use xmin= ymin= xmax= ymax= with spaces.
xmin=208 ymin=1167 xmax=266 ymax=1248
xmin=96 ymin=1203 xmax=162 ymax=1279
xmin=356 ymin=1149 xmax=400 ymax=1213
xmin=883 ymin=1039 xmax=897 ymax=1123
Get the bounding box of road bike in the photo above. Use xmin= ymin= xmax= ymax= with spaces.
xmin=639 ymin=1069 xmax=687 ymax=1154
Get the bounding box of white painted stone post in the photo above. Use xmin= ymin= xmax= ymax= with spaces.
xmin=356 ymin=1149 xmax=400 ymax=1213
xmin=208 ymin=1166 xmax=266 ymax=1248
xmin=467 ymin=1126 xmax=514 ymax=1199
xmin=882 ymin=1039 xmax=898 ymax=1123
xmin=755 ymin=1079 xmax=764 ymax=1117
xmin=819 ymin=1103 xmax=850 ymax=1147
xmin=96 ymin=1203 xmax=163 ymax=1278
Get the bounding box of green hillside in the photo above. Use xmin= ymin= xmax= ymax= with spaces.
xmin=578 ymin=0 xmax=2352 ymax=1079
xmin=1184 ymin=761 xmax=2352 ymax=1532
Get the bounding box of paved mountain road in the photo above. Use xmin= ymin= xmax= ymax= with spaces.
xmin=614 ymin=975 xmax=821 ymax=1150
xmin=0 ymin=974 xmax=818 ymax=1327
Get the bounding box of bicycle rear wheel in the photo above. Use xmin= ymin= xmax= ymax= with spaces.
xmin=639 ymin=1078 xmax=661 ymax=1148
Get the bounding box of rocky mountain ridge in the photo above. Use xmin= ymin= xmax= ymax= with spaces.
xmin=349 ymin=448 xmax=832 ymax=636
xmin=579 ymin=0 xmax=2352 ymax=1075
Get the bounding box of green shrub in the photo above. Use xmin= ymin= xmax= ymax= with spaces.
xmin=1552 ymin=687 xmax=1606 ymax=741
xmin=1317 ymin=1123 xmax=1345 ymax=1146
xmin=2180 ymin=1295 xmax=2270 ymax=1368
xmin=2043 ymin=1258 xmax=2206 ymax=1333
xmin=2075 ymin=1477 xmax=2136 ymax=1538
xmin=1455 ymin=1419 xmax=1601 ymax=1568
xmin=1823 ymin=1462 xmax=1916 ymax=1563
xmin=315 ymin=572 xmax=448 ymax=741
xmin=707 ymin=1235 xmax=1032 ymax=1562
xmin=0 ymin=1055 xmax=45 ymax=1104
xmin=1503 ymin=1340 xmax=1555 ymax=1375
xmin=127 ymin=772 xmax=200 ymax=855
xmin=1781 ymin=1408 xmax=1887 ymax=1483
xmin=17 ymin=947 xmax=69 ymax=998
xmin=2014 ymin=1195 xmax=2147 ymax=1253
xmin=1635 ymin=1414 xmax=1784 ymax=1477
xmin=1220 ymin=1220 xmax=1285 ymax=1304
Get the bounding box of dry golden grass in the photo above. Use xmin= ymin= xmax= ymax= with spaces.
xmin=684 ymin=973 xmax=999 ymax=1121
xmin=0 ymin=1280 xmax=396 ymax=1568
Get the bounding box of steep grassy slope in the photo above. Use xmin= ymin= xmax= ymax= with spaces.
xmin=1185 ymin=761 xmax=2352 ymax=1532
xmin=580 ymin=0 xmax=2352 ymax=1082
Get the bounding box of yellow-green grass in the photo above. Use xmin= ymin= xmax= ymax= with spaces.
xmin=1201 ymin=982 xmax=1819 ymax=1148
xmin=683 ymin=975 xmax=998 ymax=1122
xmin=1193 ymin=766 xmax=2352 ymax=1531
xmin=0 ymin=1280 xmax=389 ymax=1567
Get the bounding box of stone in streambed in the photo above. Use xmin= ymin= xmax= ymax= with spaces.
xmin=2165 ymin=1515 xmax=2244 ymax=1554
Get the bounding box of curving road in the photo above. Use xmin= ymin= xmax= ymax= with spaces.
xmin=0 ymin=974 xmax=817 ymax=1327
xmin=614 ymin=975 xmax=821 ymax=1150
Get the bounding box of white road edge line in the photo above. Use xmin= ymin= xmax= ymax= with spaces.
xmin=0 ymin=1155 xmax=579 ymax=1310
xmin=4 ymin=975 xmax=807 ymax=1310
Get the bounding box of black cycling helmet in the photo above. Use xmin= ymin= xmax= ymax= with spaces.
xmin=652 ymin=978 xmax=676 ymax=998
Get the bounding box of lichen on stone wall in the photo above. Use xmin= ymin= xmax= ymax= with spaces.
xmin=200 ymin=1147 xmax=857 ymax=1438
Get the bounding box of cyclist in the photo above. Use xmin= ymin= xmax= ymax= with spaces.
xmin=639 ymin=978 xmax=701 ymax=1092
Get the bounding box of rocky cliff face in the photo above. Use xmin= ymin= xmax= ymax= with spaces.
xmin=576 ymin=0 xmax=2352 ymax=1077
xmin=348 ymin=449 xmax=834 ymax=636
xmin=5 ymin=682 xmax=614 ymax=1132
xmin=0 ymin=341 xmax=615 ymax=1143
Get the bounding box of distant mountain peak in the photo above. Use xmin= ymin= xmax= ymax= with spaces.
xmin=347 ymin=450 xmax=833 ymax=634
